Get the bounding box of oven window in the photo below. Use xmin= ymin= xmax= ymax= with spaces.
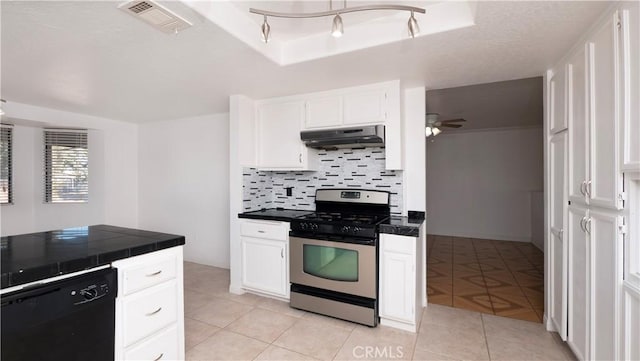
xmin=303 ymin=245 xmax=358 ymax=282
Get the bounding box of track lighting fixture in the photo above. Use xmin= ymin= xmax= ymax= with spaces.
xmin=261 ymin=15 xmax=270 ymax=43
xmin=408 ymin=11 xmax=420 ymax=38
xmin=331 ymin=14 xmax=344 ymax=38
xmin=250 ymin=1 xmax=424 ymax=43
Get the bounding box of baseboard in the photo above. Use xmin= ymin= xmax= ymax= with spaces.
xmin=428 ymin=232 xmax=532 ymax=243
xmin=228 ymin=284 xmax=245 ymax=295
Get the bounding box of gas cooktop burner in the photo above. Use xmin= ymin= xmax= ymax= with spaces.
xmin=297 ymin=212 xmax=387 ymax=225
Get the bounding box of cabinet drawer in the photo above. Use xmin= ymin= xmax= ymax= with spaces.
xmin=381 ymin=234 xmax=415 ymax=255
xmin=241 ymin=220 xmax=288 ymax=241
xmin=121 ymin=255 xmax=177 ymax=295
xmin=124 ymin=325 xmax=178 ymax=361
xmin=123 ymin=280 xmax=178 ymax=347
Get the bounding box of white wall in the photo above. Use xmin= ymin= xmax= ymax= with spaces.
xmin=425 ymin=127 xmax=543 ymax=242
xmin=138 ymin=113 xmax=230 ymax=268
xmin=0 ymin=102 xmax=138 ymax=236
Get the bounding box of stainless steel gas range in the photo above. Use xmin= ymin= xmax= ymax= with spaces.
xmin=288 ymin=189 xmax=390 ymax=327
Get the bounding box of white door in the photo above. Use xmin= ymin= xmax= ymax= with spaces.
xmin=380 ymin=251 xmax=415 ymax=322
xmin=241 ymin=237 xmax=287 ymax=297
xmin=567 ymin=204 xmax=589 ymax=361
xmin=343 ymin=89 xmax=387 ymax=125
xmin=257 ymin=101 xmax=305 ymax=169
xmin=620 ymin=3 xmax=640 ymax=170
xmin=588 ymin=209 xmax=621 ymax=361
xmin=305 ymin=96 xmax=342 ymax=129
xmin=588 ymin=12 xmax=623 ymax=210
xmin=550 ymin=66 xmax=568 ymax=134
xmin=568 ymin=45 xmax=590 ymax=206
xmin=549 ymin=131 xmax=568 ymax=339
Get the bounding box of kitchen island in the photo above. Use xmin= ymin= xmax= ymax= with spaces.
xmin=1 ymin=225 xmax=186 ymax=361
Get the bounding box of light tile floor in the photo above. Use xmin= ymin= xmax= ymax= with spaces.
xmin=184 ymin=262 xmax=575 ymax=361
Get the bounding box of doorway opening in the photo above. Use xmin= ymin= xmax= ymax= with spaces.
xmin=424 ymin=77 xmax=545 ymax=322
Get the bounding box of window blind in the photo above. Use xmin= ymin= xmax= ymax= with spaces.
xmin=0 ymin=126 xmax=12 ymax=204
xmin=44 ymin=130 xmax=88 ymax=203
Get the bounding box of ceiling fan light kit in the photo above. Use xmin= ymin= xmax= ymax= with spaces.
xmin=425 ymin=113 xmax=466 ymax=137
xmin=250 ymin=1 xmax=425 ymax=43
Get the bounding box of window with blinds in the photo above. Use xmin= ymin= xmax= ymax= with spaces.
xmin=0 ymin=126 xmax=13 ymax=204
xmin=44 ymin=130 xmax=88 ymax=203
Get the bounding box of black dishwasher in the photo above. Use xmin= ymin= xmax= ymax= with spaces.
xmin=1 ymin=267 xmax=117 ymax=361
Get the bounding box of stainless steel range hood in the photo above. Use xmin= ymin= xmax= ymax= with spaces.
xmin=300 ymin=125 xmax=384 ymax=149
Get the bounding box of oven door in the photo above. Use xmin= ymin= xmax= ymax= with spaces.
xmin=289 ymin=236 xmax=376 ymax=299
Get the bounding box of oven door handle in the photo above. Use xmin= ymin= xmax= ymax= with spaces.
xmin=289 ymin=233 xmax=376 ymax=246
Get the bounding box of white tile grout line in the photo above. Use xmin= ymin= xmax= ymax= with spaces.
xmin=481 ymin=313 xmax=493 ymax=361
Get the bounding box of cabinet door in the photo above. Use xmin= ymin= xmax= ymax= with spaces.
xmin=305 ymin=96 xmax=342 ymax=129
xmin=549 ymin=131 xmax=567 ymax=340
xmin=620 ymin=3 xmax=640 ymax=170
xmin=588 ymin=209 xmax=621 ymax=361
xmin=380 ymin=251 xmax=415 ymax=322
xmin=568 ymin=45 xmax=590 ymax=206
xmin=241 ymin=237 xmax=287 ymax=297
xmin=567 ymin=205 xmax=589 ymax=361
xmin=343 ymin=89 xmax=387 ymax=125
xmin=550 ymin=66 xmax=568 ymax=134
xmin=588 ymin=12 xmax=623 ymax=210
xmin=257 ymin=101 xmax=305 ymax=169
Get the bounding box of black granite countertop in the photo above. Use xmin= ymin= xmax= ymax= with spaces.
xmin=1 ymin=225 xmax=185 ymax=289
xmin=379 ymin=212 xmax=425 ymax=237
xmin=238 ymin=208 xmax=314 ymax=222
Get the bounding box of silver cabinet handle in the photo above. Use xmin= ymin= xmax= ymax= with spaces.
xmin=299 ymin=153 xmax=302 ymax=163
xmin=281 ymin=248 xmax=284 ymax=258
xmin=580 ymin=217 xmax=587 ymax=232
xmin=146 ymin=270 xmax=162 ymax=277
xmin=146 ymin=307 xmax=162 ymax=316
xmin=257 ymin=230 xmax=265 ymax=233
xmin=580 ymin=181 xmax=587 ymax=196
xmin=586 ymin=180 xmax=592 ymax=197
xmin=153 ymin=353 xmax=164 ymax=361
xmin=559 ymin=228 xmax=564 ymax=239
xmin=585 ymin=218 xmax=592 ymax=234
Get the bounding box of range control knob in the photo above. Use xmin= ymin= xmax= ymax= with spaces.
xmin=341 ymin=226 xmax=352 ymax=233
xmin=312 ymin=224 xmax=319 ymax=230
xmin=353 ymin=227 xmax=362 ymax=233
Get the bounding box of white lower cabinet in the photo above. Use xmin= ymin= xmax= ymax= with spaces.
xmin=379 ymin=228 xmax=423 ymax=333
xmin=240 ymin=220 xmax=289 ymax=298
xmin=567 ymin=205 xmax=589 ymax=360
xmin=113 ymin=246 xmax=185 ymax=361
xmin=124 ymin=325 xmax=179 ymax=361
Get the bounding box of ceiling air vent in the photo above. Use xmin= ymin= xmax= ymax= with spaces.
xmin=119 ymin=0 xmax=192 ymax=34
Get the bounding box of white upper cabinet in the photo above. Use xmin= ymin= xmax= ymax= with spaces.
xmin=588 ymin=12 xmax=623 ymax=210
xmin=550 ymin=66 xmax=568 ymax=134
xmin=343 ymin=89 xmax=387 ymax=125
xmin=568 ymin=46 xmax=590 ymax=206
xmin=620 ymin=3 xmax=640 ymax=171
xmin=257 ymin=100 xmax=314 ymax=170
xmin=305 ymin=96 xmax=343 ymax=128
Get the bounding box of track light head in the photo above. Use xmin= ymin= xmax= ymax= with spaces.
xmin=425 ymin=126 xmax=432 ymax=137
xmin=408 ymin=11 xmax=420 ymax=38
xmin=261 ymin=15 xmax=271 ymax=43
xmin=432 ymin=127 xmax=441 ymax=136
xmin=331 ymin=14 xmax=343 ymax=38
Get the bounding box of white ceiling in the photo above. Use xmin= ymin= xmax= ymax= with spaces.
xmin=1 ymin=1 xmax=610 ymax=123
xmin=426 ymin=77 xmax=543 ymax=131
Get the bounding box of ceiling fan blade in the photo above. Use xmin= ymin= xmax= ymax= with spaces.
xmin=440 ymin=118 xmax=466 ymax=123
xmin=440 ymin=124 xmax=463 ymax=128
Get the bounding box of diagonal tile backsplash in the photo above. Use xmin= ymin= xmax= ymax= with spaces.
xmin=242 ymin=147 xmax=403 ymax=215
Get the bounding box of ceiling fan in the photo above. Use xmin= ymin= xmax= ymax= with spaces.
xmin=425 ymin=113 xmax=466 ymax=137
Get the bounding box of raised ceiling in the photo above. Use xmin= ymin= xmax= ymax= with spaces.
xmin=1 ymin=1 xmax=610 ymax=123
xmin=426 ymin=77 xmax=543 ymax=131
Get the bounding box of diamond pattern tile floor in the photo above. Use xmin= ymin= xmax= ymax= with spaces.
xmin=427 ymin=235 xmax=545 ymax=322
